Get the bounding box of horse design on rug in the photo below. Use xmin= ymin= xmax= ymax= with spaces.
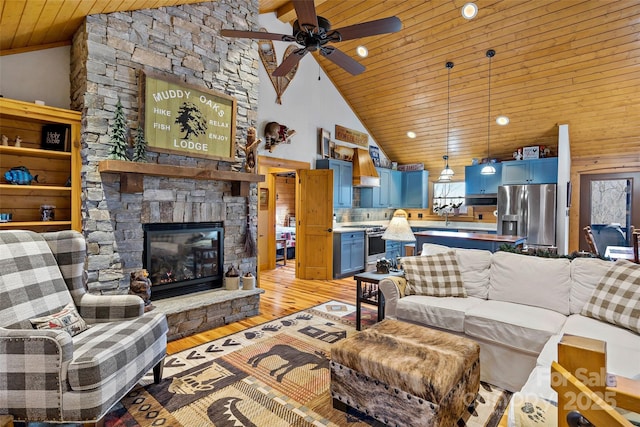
xmin=247 ymin=344 xmax=328 ymax=382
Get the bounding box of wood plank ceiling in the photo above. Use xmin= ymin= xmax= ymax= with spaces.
xmin=1 ymin=0 xmax=639 ymax=177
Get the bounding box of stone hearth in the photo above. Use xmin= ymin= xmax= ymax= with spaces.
xmin=153 ymin=288 xmax=264 ymax=341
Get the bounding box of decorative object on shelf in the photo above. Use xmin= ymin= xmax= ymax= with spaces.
xmin=239 ymin=127 xmax=259 ymax=173
xmin=319 ymin=128 xmax=331 ymax=158
xmin=369 ymin=145 xmax=381 ymax=167
xmin=242 ymin=272 xmax=256 ymax=290
xmin=481 ymin=49 xmax=497 ymax=175
xmin=1 ymin=135 xmax=8 ymax=146
xmin=221 ymin=5 xmax=401 ymax=77
xmin=439 ymin=61 xmax=455 ymax=182
xmin=522 ymin=145 xmax=539 ymax=160
xmin=264 ymin=121 xmax=296 ymax=152
xmin=224 ymin=265 xmax=240 ymax=290
xmin=41 ymin=125 xmax=69 ymax=151
xmin=40 ymin=205 xmax=55 ymax=221
xmin=108 ymin=99 xmax=130 ymax=161
xmin=4 ymin=166 xmax=38 ymax=185
xmin=0 ymin=213 xmax=12 ymax=222
xmin=258 ymin=31 xmax=299 ymax=105
xmin=332 ymin=144 xmax=354 ymax=161
xmin=397 ymin=163 xmax=424 ymax=171
xmin=513 ymin=147 xmax=523 ymax=160
xmin=335 ymin=124 xmax=369 ymax=147
xmin=132 ymin=127 xmax=147 ymax=162
xmin=14 ymin=136 xmax=21 ymax=147
xmin=129 ymin=269 xmax=154 ymax=312
xmin=141 ymin=72 xmax=237 ymax=161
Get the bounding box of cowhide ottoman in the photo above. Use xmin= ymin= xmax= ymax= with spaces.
xmin=330 ymin=319 xmax=480 ymax=427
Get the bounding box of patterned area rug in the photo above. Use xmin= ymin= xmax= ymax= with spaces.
xmin=101 ymin=302 xmax=511 ymax=426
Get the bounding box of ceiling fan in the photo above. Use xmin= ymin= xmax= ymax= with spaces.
xmin=221 ymin=0 xmax=401 ymax=76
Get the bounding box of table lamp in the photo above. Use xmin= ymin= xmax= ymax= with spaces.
xmin=382 ymin=209 xmax=416 ymax=269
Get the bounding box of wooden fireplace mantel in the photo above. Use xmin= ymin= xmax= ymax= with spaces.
xmin=98 ymin=159 xmax=265 ymax=196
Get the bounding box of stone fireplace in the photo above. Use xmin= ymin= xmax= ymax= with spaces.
xmin=144 ymin=222 xmax=224 ymax=300
xmin=69 ymin=0 xmax=260 ymax=296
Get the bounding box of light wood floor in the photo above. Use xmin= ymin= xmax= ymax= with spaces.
xmin=166 ymin=265 xmax=358 ymax=354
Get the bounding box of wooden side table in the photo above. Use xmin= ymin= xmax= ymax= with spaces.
xmin=353 ymin=270 xmax=404 ymax=331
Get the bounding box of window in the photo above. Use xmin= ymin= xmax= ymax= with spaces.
xmin=433 ymin=182 xmax=466 ymax=215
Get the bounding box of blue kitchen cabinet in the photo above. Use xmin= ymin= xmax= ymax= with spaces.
xmin=465 ymin=163 xmax=503 ymax=194
xmin=333 ymin=230 xmax=365 ymax=278
xmin=361 ymin=168 xmax=403 ymax=208
xmin=501 ymin=158 xmax=558 ymax=185
xmin=317 ymin=159 xmax=353 ymax=208
xmin=402 ymin=170 xmax=430 ymax=208
xmin=385 ymin=240 xmax=405 ymax=260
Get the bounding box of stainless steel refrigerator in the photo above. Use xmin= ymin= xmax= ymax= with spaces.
xmin=497 ymin=184 xmax=557 ymax=247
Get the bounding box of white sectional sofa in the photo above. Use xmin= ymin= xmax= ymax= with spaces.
xmin=378 ymin=244 xmax=640 ymax=399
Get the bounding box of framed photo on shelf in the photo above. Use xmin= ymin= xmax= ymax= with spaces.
xmin=41 ymin=125 xmax=69 ymax=151
xmin=319 ymin=128 xmax=331 ymax=158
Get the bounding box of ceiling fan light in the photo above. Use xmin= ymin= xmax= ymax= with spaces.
xmin=356 ymin=45 xmax=368 ymax=58
xmin=407 ymin=131 xmax=416 ymax=139
xmin=496 ymin=115 xmax=510 ymax=125
xmin=480 ymin=164 xmax=496 ymax=175
xmin=462 ymin=3 xmax=478 ymax=20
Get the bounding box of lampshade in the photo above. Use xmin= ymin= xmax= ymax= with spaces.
xmin=382 ymin=209 xmax=416 ymax=242
xmin=483 ymin=49 xmax=496 ymax=175
xmin=439 ymin=154 xmax=454 ymax=181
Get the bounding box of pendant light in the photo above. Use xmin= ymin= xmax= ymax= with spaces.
xmin=439 ymin=61 xmax=455 ymax=182
xmin=481 ymin=49 xmax=496 ymax=175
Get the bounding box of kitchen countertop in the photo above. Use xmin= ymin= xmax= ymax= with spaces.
xmin=335 ymin=220 xmax=497 ymax=232
xmin=414 ymin=230 xmax=524 ymax=243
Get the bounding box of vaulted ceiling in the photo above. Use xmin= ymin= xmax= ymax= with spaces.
xmin=2 ymin=1 xmax=639 ymax=176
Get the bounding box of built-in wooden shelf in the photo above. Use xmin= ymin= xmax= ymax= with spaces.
xmin=98 ymin=159 xmax=265 ymax=196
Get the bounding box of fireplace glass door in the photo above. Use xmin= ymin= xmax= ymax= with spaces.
xmin=144 ymin=222 xmax=224 ymax=299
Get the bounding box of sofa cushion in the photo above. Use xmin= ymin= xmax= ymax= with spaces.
xmin=421 ymin=243 xmax=491 ymax=299
xmin=30 ymin=302 xmax=90 ymax=337
xmin=402 ymin=251 xmax=466 ymax=297
xmin=397 ymin=295 xmax=484 ymax=332
xmin=489 ymin=251 xmax=571 ymax=315
xmin=570 ymin=257 xmax=612 ymax=314
xmin=582 ymin=260 xmax=640 ymax=334
xmin=465 ymin=300 xmax=566 ymax=354
xmin=67 ymin=311 xmax=167 ymax=391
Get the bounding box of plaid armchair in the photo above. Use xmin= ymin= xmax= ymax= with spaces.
xmin=0 ymin=230 xmax=168 ymax=424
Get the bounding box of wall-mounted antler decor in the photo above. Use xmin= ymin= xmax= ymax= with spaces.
xmin=258 ymin=30 xmax=298 ymax=104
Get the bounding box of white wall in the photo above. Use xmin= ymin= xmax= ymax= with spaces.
xmin=0 ymin=46 xmax=71 ymax=109
xmin=256 ymin=13 xmax=384 ymax=167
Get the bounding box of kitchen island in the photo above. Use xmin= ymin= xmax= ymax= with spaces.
xmin=415 ymin=230 xmax=526 ymax=253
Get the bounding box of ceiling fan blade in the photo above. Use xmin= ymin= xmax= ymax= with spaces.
xmin=221 ymin=29 xmax=293 ymax=42
xmin=292 ymin=0 xmax=318 ymax=28
xmin=334 ymin=16 xmax=402 ymax=41
xmin=320 ymin=47 xmax=365 ymax=75
xmin=273 ymin=48 xmax=308 ymax=77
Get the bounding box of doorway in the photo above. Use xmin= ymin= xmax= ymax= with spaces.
xmin=579 ymin=172 xmax=640 ymax=252
xmin=257 ymin=156 xmax=310 ymax=271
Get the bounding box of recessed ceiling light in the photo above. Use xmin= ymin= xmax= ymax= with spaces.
xmin=407 ymin=131 xmax=416 ymax=139
xmin=356 ymin=45 xmax=368 ymax=58
xmin=461 ymin=2 xmax=478 ymax=19
xmin=496 ymin=116 xmax=510 ymax=125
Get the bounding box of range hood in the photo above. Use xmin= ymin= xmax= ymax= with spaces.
xmin=352 ymin=148 xmax=380 ymax=187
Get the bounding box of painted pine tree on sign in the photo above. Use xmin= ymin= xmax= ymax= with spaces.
xmin=108 ymin=99 xmax=129 ymax=160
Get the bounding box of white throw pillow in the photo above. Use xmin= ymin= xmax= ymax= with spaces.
xmin=30 ymin=302 xmax=90 ymax=336
xmin=570 ymin=257 xmax=612 ymax=314
xmin=489 ymin=251 xmax=571 ymax=315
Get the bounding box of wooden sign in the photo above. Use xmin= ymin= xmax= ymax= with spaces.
xmin=141 ymin=72 xmax=237 ymax=160
xmin=334 ymin=125 xmax=369 ymax=147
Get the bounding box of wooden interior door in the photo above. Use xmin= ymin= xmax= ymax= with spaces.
xmin=297 ymin=169 xmax=333 ymax=279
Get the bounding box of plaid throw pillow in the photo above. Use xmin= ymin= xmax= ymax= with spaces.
xmin=581 ymin=260 xmax=640 ymax=334
xmin=30 ymin=302 xmax=90 ymax=336
xmin=402 ymin=251 xmax=466 ymax=297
